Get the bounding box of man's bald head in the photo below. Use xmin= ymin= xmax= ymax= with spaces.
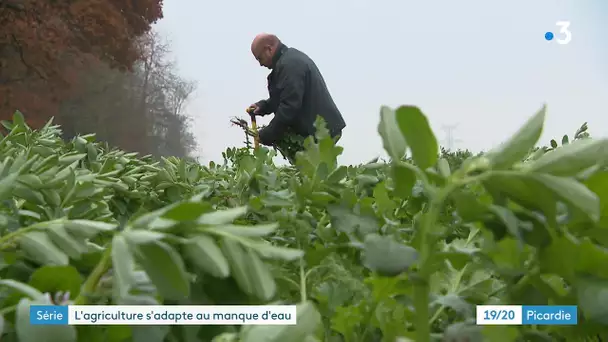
xmin=251 ymin=33 xmax=282 ymax=69
xmin=251 ymin=34 xmax=280 ymax=52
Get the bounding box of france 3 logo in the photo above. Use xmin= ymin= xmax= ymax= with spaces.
xmin=545 ymin=21 xmax=571 ymax=45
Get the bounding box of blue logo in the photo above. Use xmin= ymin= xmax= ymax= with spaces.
xmin=30 ymin=305 xmax=69 ymax=325
xmin=522 ymin=305 xmax=577 ymax=325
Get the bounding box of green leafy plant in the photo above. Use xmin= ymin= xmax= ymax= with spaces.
xmin=0 ymin=105 xmax=606 ymax=342
xmin=231 ymin=116 xmax=305 ymax=164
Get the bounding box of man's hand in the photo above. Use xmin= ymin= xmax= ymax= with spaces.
xmin=247 ymin=103 xmax=263 ymax=116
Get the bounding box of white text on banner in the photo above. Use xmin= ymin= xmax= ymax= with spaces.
xmin=30 ymin=305 xmax=297 ymax=325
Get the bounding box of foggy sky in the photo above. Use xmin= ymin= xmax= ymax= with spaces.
xmin=154 ymin=0 xmax=607 ymax=165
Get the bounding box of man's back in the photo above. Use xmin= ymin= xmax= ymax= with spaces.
xmin=269 ymin=46 xmax=346 ymax=138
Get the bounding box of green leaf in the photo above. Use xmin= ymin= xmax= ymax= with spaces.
xmin=122 ymin=230 xmax=166 ymax=244
xmin=47 ymin=161 xmax=79 ymax=187
xmin=162 ymin=202 xmax=211 ymax=221
xmin=0 ymin=279 xmax=44 ymax=299
xmin=395 ymin=106 xmax=438 ymax=169
xmin=576 ymin=276 xmax=608 ymax=324
xmin=437 ymin=158 xmax=451 ymax=178
xmin=131 ymin=205 xmax=173 ymax=227
xmin=378 ymin=106 xmax=407 ymax=160
xmin=19 ymin=231 xmax=68 ymax=266
xmin=102 ymin=325 xmax=133 ymax=342
xmin=513 ymin=209 xmax=551 ymax=248
xmin=221 ymin=238 xmax=254 ymax=296
xmin=362 ymin=234 xmax=418 ymax=276
xmin=309 ymin=191 xmax=336 ymax=204
xmin=46 ymin=223 xmax=88 ymax=259
xmin=16 ymin=297 xmax=77 ymax=342
xmin=112 ymin=235 xmax=136 ymax=299
xmin=531 ymin=173 xmax=599 ymax=222
xmin=487 ymin=238 xmax=531 ymax=274
xmin=240 ymin=301 xmax=321 ymax=342
xmin=584 ymin=171 xmax=608 ymax=227
xmin=132 ymin=325 xmax=170 ymax=342
xmin=450 ymin=189 xmax=489 ymax=222
xmin=206 ymin=223 xmax=278 ymax=237
xmin=540 ymin=235 xmax=608 ymax=280
xmin=1 ymin=120 xmax=13 ymax=131
xmin=119 ymin=295 xmax=158 ymax=306
xmin=248 ymin=240 xmax=304 ymax=261
xmin=572 ymin=239 xmax=608 ymax=278
xmin=432 ymin=294 xmax=472 ymax=316
xmin=0 ymin=172 xmax=19 ymax=201
xmin=13 ymin=186 xmax=45 ymax=204
xmin=327 ymin=205 xmax=379 ymax=236
xmin=198 ymin=206 xmax=248 ymax=225
xmin=183 ymin=235 xmax=230 ymax=278
xmin=391 ymin=163 xmax=416 ymax=199
xmin=525 ymin=138 xmax=608 ymax=176
xmin=326 ymin=166 xmax=348 ymax=184
xmin=132 ymin=240 xmax=190 ymax=300
xmin=58 ymin=153 xmax=87 ymax=165
xmin=373 ymin=181 xmax=396 ymax=214
xmin=443 ymin=323 xmax=483 ymax=342
xmin=488 ymin=205 xmax=521 ymax=241
xmin=29 ymin=265 xmax=83 ymax=298
xmin=213 ymin=333 xmax=239 ymax=342
xmin=13 ymin=110 xmax=26 ymax=126
xmin=63 ymin=220 xmax=116 ymax=239
xmin=483 ymin=172 xmax=557 ymax=219
xmin=245 ymin=247 xmax=276 ymax=301
xmin=485 ymin=105 xmax=546 ymax=169
xmin=527 ymin=147 xmax=547 ymax=162
xmin=18 ymin=174 xmax=43 ymax=189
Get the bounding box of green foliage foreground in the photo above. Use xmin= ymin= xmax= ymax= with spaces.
xmin=0 ymin=106 xmax=606 ymax=342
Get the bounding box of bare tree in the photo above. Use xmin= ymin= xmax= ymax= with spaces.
xmin=57 ymin=31 xmax=198 ymax=158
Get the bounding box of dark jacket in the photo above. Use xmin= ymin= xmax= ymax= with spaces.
xmin=256 ymin=44 xmax=346 ymax=145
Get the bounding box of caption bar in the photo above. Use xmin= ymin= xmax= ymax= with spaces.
xmin=30 ymin=305 xmax=297 ymax=325
xmin=476 ymin=305 xmax=578 ymax=325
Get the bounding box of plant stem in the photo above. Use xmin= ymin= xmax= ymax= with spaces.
xmin=412 ymin=170 xmax=486 ymax=340
xmin=74 ymin=246 xmax=112 ymax=305
xmin=299 ymin=258 xmax=307 ymax=303
xmin=414 ymin=185 xmax=452 ymax=342
xmin=414 ymin=280 xmax=431 ymax=342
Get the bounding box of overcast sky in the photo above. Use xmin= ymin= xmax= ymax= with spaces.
xmin=154 ymin=1 xmax=607 ymax=165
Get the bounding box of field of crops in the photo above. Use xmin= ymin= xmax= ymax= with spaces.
xmin=0 ymin=105 xmax=606 ymax=342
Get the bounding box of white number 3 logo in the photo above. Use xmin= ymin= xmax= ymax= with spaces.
xmin=555 ymin=21 xmax=572 ymax=45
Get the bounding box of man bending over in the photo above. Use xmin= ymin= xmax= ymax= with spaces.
xmin=248 ymin=33 xmax=346 ymax=148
